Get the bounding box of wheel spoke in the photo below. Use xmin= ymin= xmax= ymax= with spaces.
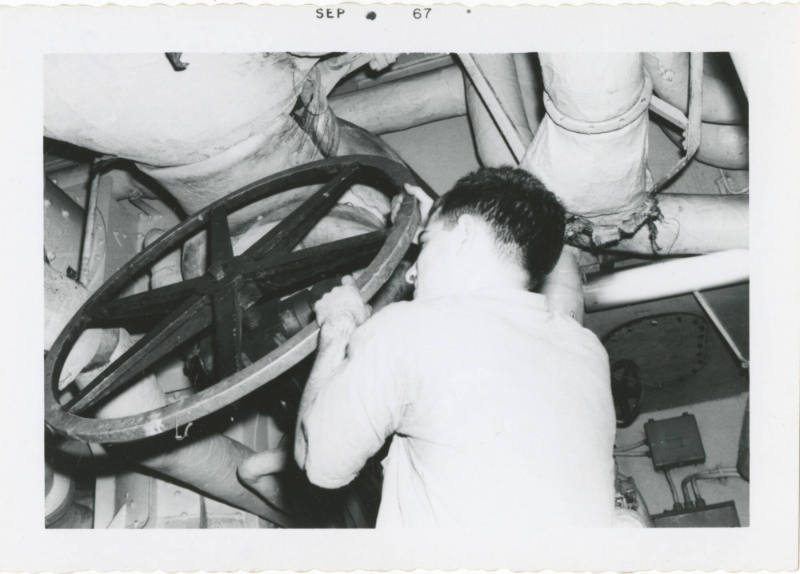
xmin=209 ymin=207 xmax=234 ymax=267
xmin=90 ymin=277 xmax=208 ymax=328
xmin=66 ymin=295 xmax=213 ymax=415
xmin=240 ymin=230 xmax=387 ymax=301
xmin=240 ymin=164 xmax=361 ymax=261
xmin=212 ymin=279 xmax=243 ymax=379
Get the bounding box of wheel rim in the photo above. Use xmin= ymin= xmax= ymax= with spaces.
xmin=45 ymin=155 xmax=421 ymax=443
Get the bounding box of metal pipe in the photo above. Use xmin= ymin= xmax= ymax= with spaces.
xmin=693 ymin=290 xmax=749 ymax=369
xmin=78 ymin=166 xmax=101 ymax=286
xmin=458 ymin=53 xmax=527 ymax=163
xmin=584 ymin=249 xmax=748 ymax=312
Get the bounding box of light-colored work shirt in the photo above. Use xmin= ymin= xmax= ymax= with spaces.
xmin=302 ymin=287 xmax=616 ymax=527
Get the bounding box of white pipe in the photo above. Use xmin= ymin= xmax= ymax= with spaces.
xmin=459 ymin=53 xmax=528 ymax=163
xmin=661 ymin=121 xmax=748 ymax=170
xmin=612 ymin=194 xmax=748 ymax=255
xmin=521 ymin=53 xmax=652 ymax=220
xmin=584 ymin=249 xmax=748 ymax=311
xmin=644 ymin=53 xmax=746 ymax=125
xmin=462 ymin=53 xmax=536 ymax=167
xmin=330 ymin=66 xmax=466 ymax=135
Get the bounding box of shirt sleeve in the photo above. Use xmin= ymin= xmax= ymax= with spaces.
xmin=302 ymin=303 xmax=411 ymax=489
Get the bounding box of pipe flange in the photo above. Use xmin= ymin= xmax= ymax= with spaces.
xmin=543 ymin=74 xmax=653 ymax=135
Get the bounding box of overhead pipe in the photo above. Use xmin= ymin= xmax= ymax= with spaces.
xmin=661 ymin=122 xmax=748 ymax=170
xmin=644 ymin=53 xmax=748 ymax=170
xmin=643 ymin=53 xmax=746 ymax=125
xmin=611 ymin=194 xmax=748 ymax=255
xmin=329 ymin=65 xmax=466 ymax=135
xmin=522 ymin=53 xmax=652 ymax=222
xmin=513 ymin=53 xmax=544 ymax=136
xmin=584 ymin=249 xmax=748 ymax=312
xmin=460 ymin=53 xmax=537 ymax=167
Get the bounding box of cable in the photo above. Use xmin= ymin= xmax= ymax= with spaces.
xmin=663 ymin=469 xmax=682 ymax=509
xmin=614 ymin=439 xmax=646 ymax=452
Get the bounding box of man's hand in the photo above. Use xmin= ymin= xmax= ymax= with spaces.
xmin=391 ymin=183 xmax=436 ymax=244
xmin=314 ymin=275 xmax=372 ymax=341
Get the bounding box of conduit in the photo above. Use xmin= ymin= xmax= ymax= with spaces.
xmin=583 ymin=249 xmax=748 ymax=311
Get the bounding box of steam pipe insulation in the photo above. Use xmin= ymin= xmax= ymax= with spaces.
xmin=329 ymin=65 xmax=466 ymax=135
xmin=521 ymin=53 xmax=652 ymax=223
xmin=461 ymin=53 xmax=538 ymax=167
xmin=44 ymin=54 xmax=322 ymax=215
xmin=583 ymin=249 xmax=748 ymax=312
xmin=610 ymin=194 xmax=748 ymax=255
xmin=661 ymin=122 xmax=748 ymax=170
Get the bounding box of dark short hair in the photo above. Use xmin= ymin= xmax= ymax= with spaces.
xmin=431 ymin=166 xmax=566 ymax=287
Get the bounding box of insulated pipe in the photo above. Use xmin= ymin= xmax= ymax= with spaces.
xmin=661 ymin=122 xmax=749 ymax=170
xmin=513 ymin=53 xmax=544 ymax=135
xmin=44 ymin=54 xmax=321 ymax=215
xmin=643 ymin=53 xmax=746 ymax=125
xmin=521 ymin=53 xmax=651 ymax=222
xmin=584 ymin=249 xmax=748 ymax=311
xmin=461 ymin=54 xmax=536 ymax=166
xmin=329 ymin=66 xmax=466 ymax=135
xmin=612 ymin=194 xmax=748 ymax=255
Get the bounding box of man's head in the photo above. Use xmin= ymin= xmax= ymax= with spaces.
xmin=409 ymin=167 xmax=566 ymax=299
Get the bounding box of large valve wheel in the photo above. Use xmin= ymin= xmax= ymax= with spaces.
xmin=45 ymin=155 xmax=423 ymax=444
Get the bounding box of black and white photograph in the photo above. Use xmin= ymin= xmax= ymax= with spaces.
xmin=1 ymin=4 xmax=799 ymax=572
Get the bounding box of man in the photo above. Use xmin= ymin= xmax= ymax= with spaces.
xmin=246 ymin=167 xmax=616 ymax=527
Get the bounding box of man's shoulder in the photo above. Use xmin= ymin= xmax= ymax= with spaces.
xmin=549 ymin=311 xmax=610 ymax=366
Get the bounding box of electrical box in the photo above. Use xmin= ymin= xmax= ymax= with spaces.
xmin=652 ymin=500 xmax=740 ymax=527
xmin=644 ymin=413 xmax=706 ymax=470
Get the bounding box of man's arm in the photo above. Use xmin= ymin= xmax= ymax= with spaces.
xmin=540 ymin=245 xmax=585 ymax=324
xmin=294 ymin=275 xmax=371 ymax=470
